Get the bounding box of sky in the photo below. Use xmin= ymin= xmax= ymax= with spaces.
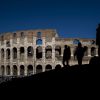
xmin=0 ymin=0 xmax=100 ymax=39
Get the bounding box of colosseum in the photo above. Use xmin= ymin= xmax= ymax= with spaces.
xmin=0 ymin=29 xmax=98 ymax=77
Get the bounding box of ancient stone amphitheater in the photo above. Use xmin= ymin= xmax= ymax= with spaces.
xmin=0 ymin=29 xmax=98 ymax=77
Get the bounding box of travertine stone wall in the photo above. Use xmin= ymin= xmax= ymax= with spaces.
xmin=0 ymin=29 xmax=98 ymax=76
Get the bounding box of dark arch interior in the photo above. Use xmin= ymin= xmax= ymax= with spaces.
xmin=36 ymin=65 xmax=42 ymax=74
xmin=27 ymin=65 xmax=33 ymax=75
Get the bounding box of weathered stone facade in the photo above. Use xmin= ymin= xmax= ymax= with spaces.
xmin=0 ymin=29 xmax=98 ymax=76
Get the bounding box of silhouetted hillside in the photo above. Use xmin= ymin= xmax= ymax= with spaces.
xmin=0 ymin=64 xmax=99 ymax=91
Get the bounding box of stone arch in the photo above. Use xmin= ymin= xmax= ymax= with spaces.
xmin=84 ymin=46 xmax=88 ymax=56
xmin=36 ymin=65 xmax=42 ymax=74
xmin=37 ymin=32 xmax=42 ymax=38
xmin=6 ymin=65 xmax=10 ymax=75
xmin=20 ymin=65 xmax=25 ymax=76
xmin=1 ymin=65 xmax=5 ymax=76
xmin=13 ymin=33 xmax=17 ymax=38
xmin=6 ymin=41 xmax=10 ymax=47
xmin=55 ymin=45 xmax=61 ymax=59
xmin=91 ymin=47 xmax=96 ymax=56
xmin=1 ymin=35 xmax=4 ymax=45
xmin=27 ymin=65 xmax=33 ymax=75
xmin=13 ymin=65 xmax=17 ymax=76
xmin=1 ymin=48 xmax=4 ymax=59
xmin=36 ymin=46 xmax=42 ymax=59
xmin=73 ymin=39 xmax=80 ymax=44
xmin=13 ymin=47 xmax=17 ymax=59
xmin=20 ymin=47 xmax=25 ymax=61
xmin=55 ymin=64 xmax=62 ymax=69
xmin=13 ymin=33 xmax=17 ymax=43
xmin=6 ymin=49 xmax=10 ymax=59
xmin=27 ymin=46 xmax=34 ymax=58
xmin=45 ymin=64 xmax=52 ymax=71
xmin=36 ymin=39 xmax=42 ymax=45
xmin=45 ymin=45 xmax=52 ymax=59
xmin=20 ymin=32 xmax=25 ymax=38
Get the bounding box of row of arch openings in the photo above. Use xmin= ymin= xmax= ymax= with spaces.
xmin=0 ymin=64 xmax=62 ymax=76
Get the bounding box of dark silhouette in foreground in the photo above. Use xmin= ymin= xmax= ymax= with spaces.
xmin=96 ymin=23 xmax=100 ymax=56
xmin=89 ymin=23 xmax=100 ymax=65
xmin=0 ymin=63 xmax=100 ymax=99
xmin=74 ymin=42 xmax=84 ymax=65
xmin=62 ymin=45 xmax=71 ymax=66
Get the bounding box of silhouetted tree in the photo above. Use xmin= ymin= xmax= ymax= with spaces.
xmin=74 ymin=42 xmax=84 ymax=65
xmin=62 ymin=45 xmax=71 ymax=66
xmin=96 ymin=23 xmax=100 ymax=57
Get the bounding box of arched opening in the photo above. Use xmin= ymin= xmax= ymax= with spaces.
xmin=20 ymin=65 xmax=24 ymax=76
xmin=6 ymin=65 xmax=10 ymax=75
xmin=36 ymin=65 xmax=42 ymax=74
xmin=27 ymin=65 xmax=33 ymax=75
xmin=91 ymin=40 xmax=95 ymax=45
xmin=1 ymin=48 xmax=4 ymax=60
xmin=13 ymin=33 xmax=17 ymax=43
xmin=20 ymin=32 xmax=25 ymax=38
xmin=55 ymin=64 xmax=62 ymax=69
xmin=20 ymin=47 xmax=25 ymax=61
xmin=13 ymin=65 xmax=17 ymax=76
xmin=6 ymin=49 xmax=10 ymax=59
xmin=91 ymin=47 xmax=96 ymax=56
xmin=36 ymin=46 xmax=42 ymax=59
xmin=13 ymin=33 xmax=16 ymax=37
xmin=1 ymin=65 xmax=5 ymax=76
xmin=55 ymin=45 xmax=61 ymax=59
xmin=37 ymin=32 xmax=42 ymax=38
xmin=45 ymin=64 xmax=52 ymax=71
xmin=45 ymin=45 xmax=52 ymax=59
xmin=13 ymin=47 xmax=17 ymax=59
xmin=6 ymin=41 xmax=10 ymax=47
xmin=1 ymin=35 xmax=4 ymax=45
xmin=73 ymin=39 xmax=80 ymax=44
xmin=36 ymin=39 xmax=42 ymax=45
xmin=27 ymin=46 xmax=34 ymax=58
xmin=84 ymin=46 xmax=88 ymax=56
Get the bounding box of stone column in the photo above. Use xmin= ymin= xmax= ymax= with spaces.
xmin=10 ymin=65 xmax=13 ymax=76
xmin=33 ymin=37 xmax=36 ymax=61
xmin=43 ymin=64 xmax=45 ymax=72
xmin=88 ymin=47 xmax=91 ymax=57
xmin=24 ymin=46 xmax=27 ymax=64
xmin=10 ymin=39 xmax=13 ymax=63
xmin=42 ymin=37 xmax=45 ymax=63
xmin=25 ymin=66 xmax=27 ymax=76
xmin=34 ymin=64 xmax=36 ymax=74
xmin=34 ymin=47 xmax=36 ymax=60
xmin=17 ymin=38 xmax=20 ymax=63
xmin=61 ymin=47 xmax=64 ymax=57
xmin=4 ymin=41 xmax=6 ymax=65
xmin=17 ymin=48 xmax=20 ymax=64
xmin=43 ymin=46 xmax=45 ymax=63
xmin=96 ymin=47 xmax=98 ymax=56
xmin=52 ymin=45 xmax=55 ymax=62
xmin=17 ymin=47 xmax=20 ymax=76
xmin=52 ymin=37 xmax=55 ymax=63
xmin=71 ymin=47 xmax=74 ymax=57
xmin=4 ymin=65 xmax=6 ymax=76
xmin=10 ymin=48 xmax=13 ymax=63
xmin=33 ymin=66 xmax=35 ymax=74
xmin=17 ymin=65 xmax=20 ymax=76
